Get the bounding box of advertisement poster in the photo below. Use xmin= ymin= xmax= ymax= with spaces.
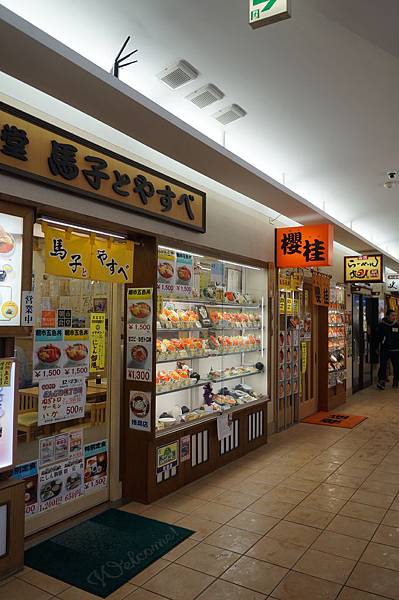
xmin=39 ymin=430 xmax=83 ymax=467
xmin=54 ymin=433 xmax=69 ymax=462
xmin=38 ymin=376 xmax=86 ymax=426
xmin=386 ymin=274 xmax=399 ymax=292
xmin=69 ymin=430 xmax=84 ymax=458
xmin=217 ymin=413 xmax=233 ymax=441
xmin=127 ymin=288 xmax=153 ymax=382
xmin=63 ymin=457 xmax=84 ymax=504
xmin=157 ymin=249 xmax=176 ymax=293
xmin=129 ymin=390 xmax=151 ymax=431
xmin=39 ymin=436 xmax=56 ymax=466
xmin=90 ymin=313 xmax=106 ymax=372
xmin=84 ymin=440 xmax=108 ymax=493
xmin=33 ymin=328 xmax=90 ymax=381
xmin=38 ymin=462 xmax=64 ymax=512
xmin=156 ymin=442 xmax=179 ymax=475
xmin=13 ymin=461 xmax=39 ymax=517
xmin=211 ymin=261 xmax=224 ymax=285
xmin=22 ymin=291 xmax=34 ymax=326
xmin=175 ymin=253 xmax=193 ymax=296
xmin=0 ymin=359 xmax=12 ymax=386
xmin=180 ymin=436 xmax=191 ymax=463
xmin=0 ymin=214 xmax=23 ymax=327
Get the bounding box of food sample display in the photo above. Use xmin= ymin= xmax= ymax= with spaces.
xmin=328 ymin=285 xmax=346 ymax=387
xmin=156 ymin=249 xmax=267 ymax=434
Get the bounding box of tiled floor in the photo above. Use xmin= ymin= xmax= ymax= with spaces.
xmin=4 ymin=387 xmax=399 ymax=599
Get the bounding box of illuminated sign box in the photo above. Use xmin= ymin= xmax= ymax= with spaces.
xmin=344 ymin=255 xmax=383 ymax=283
xmin=275 ymin=224 xmax=334 ymax=268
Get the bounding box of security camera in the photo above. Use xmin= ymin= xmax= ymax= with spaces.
xmin=387 ymin=172 xmax=397 ymax=180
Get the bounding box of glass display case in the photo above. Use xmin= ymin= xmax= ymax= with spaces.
xmin=155 ymin=248 xmax=267 ymax=436
xmin=328 ymin=284 xmax=346 ymax=388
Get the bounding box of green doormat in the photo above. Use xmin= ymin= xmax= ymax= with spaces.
xmin=25 ymin=508 xmax=194 ymax=598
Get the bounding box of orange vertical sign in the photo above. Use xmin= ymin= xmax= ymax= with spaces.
xmin=275 ymin=225 xmax=334 ymax=268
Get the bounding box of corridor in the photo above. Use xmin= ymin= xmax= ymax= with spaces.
xmin=3 ymin=387 xmax=399 ymax=600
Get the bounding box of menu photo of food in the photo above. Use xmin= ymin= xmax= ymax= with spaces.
xmin=64 ymin=342 xmax=89 ymax=366
xmin=129 ymin=300 xmax=152 ymax=324
xmin=128 ymin=340 xmax=152 ymax=371
xmin=0 ymin=215 xmax=23 ymax=326
xmin=175 ymin=253 xmax=193 ymax=286
xmin=33 ymin=328 xmax=90 ymax=380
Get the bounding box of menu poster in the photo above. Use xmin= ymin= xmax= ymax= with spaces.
xmin=12 ymin=461 xmax=39 ymax=517
xmin=38 ymin=376 xmax=86 ymax=426
xmin=175 ymin=253 xmax=193 ymax=296
xmin=89 ymin=312 xmax=106 ymax=372
xmin=84 ymin=440 xmax=108 ymax=493
xmin=69 ymin=430 xmax=83 ymax=459
xmin=54 ymin=433 xmax=69 ymax=462
xmin=217 ymin=413 xmax=233 ymax=441
xmin=63 ymin=457 xmax=84 ymax=504
xmin=129 ymin=390 xmax=151 ymax=431
xmin=127 ymin=288 xmax=153 ymax=382
xmin=0 ymin=214 xmax=23 ymax=326
xmin=38 ymin=462 xmax=64 ymax=512
xmin=33 ymin=328 xmax=90 ymax=381
xmin=39 ymin=436 xmax=55 ymax=466
xmin=39 ymin=430 xmax=84 ymax=467
xmin=157 ymin=249 xmax=176 ymax=293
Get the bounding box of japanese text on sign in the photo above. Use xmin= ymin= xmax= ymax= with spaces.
xmin=126 ymin=288 xmax=153 ymax=382
xmin=90 ymin=312 xmax=106 ymax=372
xmin=38 ymin=377 xmax=86 ymax=426
xmin=312 ymin=272 xmax=331 ymax=307
xmin=0 ymin=103 xmax=205 ymax=232
xmin=344 ymin=255 xmax=383 ymax=283
xmin=276 ymin=225 xmax=334 ymax=268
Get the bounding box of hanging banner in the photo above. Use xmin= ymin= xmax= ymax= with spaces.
xmin=38 ymin=376 xmax=86 ymax=426
xmin=275 ymin=225 xmax=334 ymax=268
xmin=22 ymin=291 xmax=34 ymax=326
xmin=129 ymin=390 xmax=151 ymax=432
xmin=43 ymin=224 xmax=91 ymax=279
xmin=126 ymin=288 xmax=153 ymax=382
xmin=90 ymin=237 xmax=134 ymax=284
xmin=312 ymin=272 xmax=331 ymax=306
xmin=33 ymin=327 xmax=90 ymax=381
xmin=12 ymin=461 xmax=39 ymax=517
xmin=157 ymin=249 xmax=176 ymax=294
xmin=84 ymin=440 xmax=108 ymax=493
xmin=90 ymin=313 xmax=106 ymax=372
xmin=344 ymin=255 xmax=383 ymax=283
xmin=175 ymin=252 xmax=194 ymax=297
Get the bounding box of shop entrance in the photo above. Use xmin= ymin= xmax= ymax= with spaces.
xmin=299 ymin=284 xmax=318 ymax=419
xmin=352 ymin=293 xmax=378 ymax=393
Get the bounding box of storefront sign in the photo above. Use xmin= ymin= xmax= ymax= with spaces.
xmin=386 ymin=274 xmax=399 ymax=292
xmin=12 ymin=460 xmax=39 ymax=517
xmin=0 ymin=213 xmax=23 ymax=327
xmin=275 ymin=225 xmax=334 ymax=268
xmin=156 ymin=442 xmax=179 ymax=475
xmin=90 ymin=313 xmax=106 ymax=372
xmin=33 ymin=327 xmax=90 ymax=381
xmin=312 ymin=272 xmax=331 ymax=306
xmin=38 ymin=376 xmax=86 ymax=426
xmin=90 ymin=237 xmax=134 ymax=284
xmin=180 ymin=436 xmax=191 ymax=463
xmin=84 ymin=440 xmax=108 ymax=493
xmin=344 ymin=255 xmax=383 ymax=283
xmin=22 ymin=291 xmax=34 ymax=326
xmin=126 ymin=288 xmax=153 ymax=382
xmin=129 ymin=390 xmax=151 ymax=431
xmin=249 ymin=0 xmax=291 ymax=28
xmin=0 ymin=359 xmax=15 ymax=473
xmin=0 ymin=103 xmax=206 ymax=232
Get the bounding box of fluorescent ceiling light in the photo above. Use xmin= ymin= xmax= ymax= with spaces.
xmin=39 ymin=217 xmax=126 ymax=239
xmin=220 ymin=259 xmax=261 ymax=271
xmin=158 ymin=245 xmax=204 ymax=258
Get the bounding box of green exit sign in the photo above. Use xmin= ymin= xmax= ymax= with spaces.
xmin=249 ymin=0 xmax=291 ymax=29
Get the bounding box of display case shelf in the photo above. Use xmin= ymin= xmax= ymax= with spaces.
xmin=157 ymin=348 xmax=264 ymax=363
xmin=156 ymin=369 xmax=263 ymax=395
xmin=157 ymin=326 xmax=262 ymax=333
xmin=161 ymin=298 xmax=261 ymax=309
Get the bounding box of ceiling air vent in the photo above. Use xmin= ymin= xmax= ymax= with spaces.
xmin=213 ymin=104 xmax=247 ymax=125
xmin=157 ymin=60 xmax=199 ymax=89
xmin=186 ymin=84 xmax=225 ymax=109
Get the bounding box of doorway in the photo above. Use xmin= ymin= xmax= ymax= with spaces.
xmin=352 ymin=293 xmax=378 ymax=393
xmin=299 ymin=283 xmax=318 ymax=419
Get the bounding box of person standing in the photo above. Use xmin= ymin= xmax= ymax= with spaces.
xmin=376 ymin=309 xmax=399 ymax=389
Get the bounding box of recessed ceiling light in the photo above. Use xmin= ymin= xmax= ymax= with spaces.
xmin=157 ymin=60 xmax=199 ymax=89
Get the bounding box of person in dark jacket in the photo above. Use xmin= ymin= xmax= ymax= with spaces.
xmin=376 ymin=309 xmax=399 ymax=389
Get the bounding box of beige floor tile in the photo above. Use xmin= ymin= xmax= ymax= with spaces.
xmin=143 ymin=563 xmax=214 ymax=599
xmin=247 ymin=536 xmax=307 ymax=568
xmin=263 ymin=486 xmax=309 ymax=505
xmin=361 ymin=479 xmax=399 ymax=496
xmin=17 ymin=569 xmax=69 ymax=595
xmin=283 ymin=478 xmax=320 ymax=493
xmin=350 ymin=489 xmax=395 ymax=509
xmin=293 ymin=548 xmax=356 ymax=584
xmin=361 ymin=541 xmax=399 ymax=571
xmin=196 ymin=579 xmax=267 ymax=600
xmin=58 ymin=582 xmax=136 ymax=600
xmin=176 ymin=542 xmax=240 ymax=576
xmin=327 ymin=514 xmax=378 ymax=540
xmin=127 ymin=589 xmax=171 ymax=600
xmin=221 ymin=556 xmax=287 ymax=595
xmin=192 ymin=501 xmax=242 ymax=524
xmin=285 ymin=505 xmax=334 ymax=529
xmin=216 ymin=491 xmax=260 ymax=509
xmin=327 ymin=474 xmax=366 ymax=488
xmin=339 ymin=501 xmax=386 ymax=524
xmin=175 ymin=515 xmax=221 ymax=541
xmin=337 ymin=587 xmax=392 ymax=600
xmin=141 ymin=506 xmax=183 ymax=524
xmin=294 ymin=470 xmax=329 ymax=483
xmin=392 ymin=497 xmax=399 ymax=511
xmin=0 ymin=578 xmax=52 ymax=600
xmin=0 ymin=576 xmax=15 ymax=587
xmin=227 ymin=511 xmax=280 ymax=535
xmin=120 ymin=501 xmax=148 ymax=515
xmin=383 ymin=510 xmax=399 ymax=528
xmin=205 ymin=525 xmax=262 ymax=553
xmin=315 ymin=483 xmax=356 ymax=501
xmin=347 ymin=562 xmax=399 ymax=599
xmin=184 ymin=483 xmax=225 ymax=501
xmin=155 ymin=493 xmax=205 ymax=513
xmin=270 ymin=570 xmax=342 ymax=600
xmin=230 ymin=480 xmax=275 ymax=497
xmin=311 ymin=530 xmax=367 ymax=560
xmin=162 ymin=538 xmax=198 ymax=561
xmin=249 ymin=498 xmax=296 ymax=519
xmin=266 ymin=520 xmax=320 ymax=548
xmin=129 ymin=558 xmax=170 ymax=586
xmin=372 ymin=524 xmax=399 ymax=548
xmin=298 ymin=494 xmax=346 ymax=514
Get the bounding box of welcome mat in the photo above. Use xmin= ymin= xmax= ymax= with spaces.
xmin=25 ymin=508 xmax=194 ymax=598
xmin=302 ymin=411 xmax=367 ymax=429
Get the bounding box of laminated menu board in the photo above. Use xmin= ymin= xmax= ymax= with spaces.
xmin=38 ymin=457 xmax=84 ymax=512
xmin=84 ymin=439 xmax=108 ymax=493
xmin=126 ymin=288 xmax=153 ymax=382
xmin=38 ymin=376 xmax=86 ymax=426
xmin=157 ymin=249 xmax=176 ymax=293
xmin=33 ymin=328 xmax=90 ymax=381
xmin=175 ymin=252 xmax=193 ymax=297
